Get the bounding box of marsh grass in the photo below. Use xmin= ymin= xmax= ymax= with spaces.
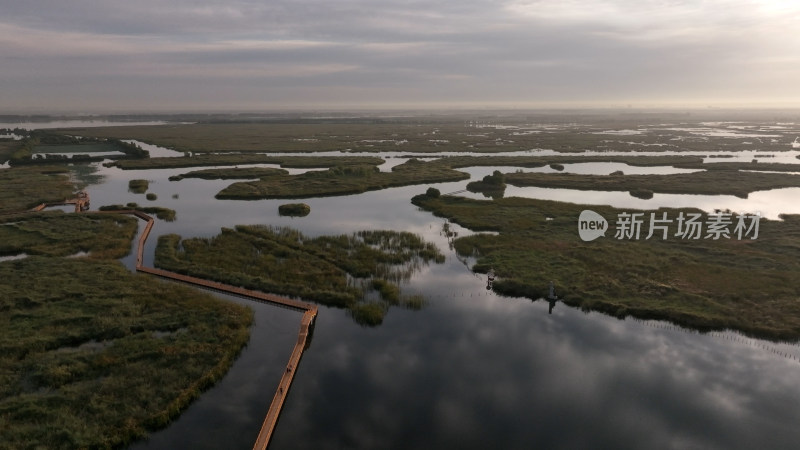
xmin=412 ymin=194 xmax=800 ymax=340
xmin=0 ymin=140 xmax=20 ymax=162
xmin=504 ymin=170 xmax=800 ymax=198
xmin=0 ymin=256 xmax=252 ymax=449
xmin=111 ymin=155 xmax=384 ymax=170
xmin=466 ymin=170 xmax=507 ymax=199
xmin=33 ymin=143 xmax=123 ymax=154
xmin=0 ymin=212 xmax=137 ymax=259
xmin=169 ymin=167 xmax=288 ymax=181
xmin=128 ymin=179 xmax=149 ymax=194
xmin=0 ymin=167 xmax=76 ymax=213
xmin=99 ymin=204 xmax=176 ymax=221
xmin=154 ymin=226 xmax=444 ymax=326
xmin=216 ymin=160 xmax=469 ymax=199
xmin=60 ymin=119 xmax=795 ymax=155
xmin=278 ymin=203 xmax=311 ymax=217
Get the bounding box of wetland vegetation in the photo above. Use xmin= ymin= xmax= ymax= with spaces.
xmin=128 ymin=179 xmax=149 ymax=194
xmin=98 ymin=203 xmax=177 ymax=221
xmin=0 ymin=167 xmax=76 ymax=214
xmin=216 ymin=160 xmax=469 ymax=199
xmin=278 ymin=203 xmax=311 ymax=217
xmin=60 ymin=115 xmax=798 ymax=155
xmin=0 ymin=208 xmax=252 ymax=448
xmin=168 ymin=167 xmax=288 ymax=181
xmin=110 ymin=154 xmax=384 ymax=170
xmin=154 ymin=226 xmax=444 ymax=326
xmin=504 ymin=170 xmax=800 ymax=198
xmin=0 ymin=257 xmax=252 ymax=449
xmin=412 ymin=193 xmax=800 ymax=340
xmin=466 ymin=170 xmax=507 ymax=199
xmin=5 ymin=112 xmax=800 ymax=446
xmin=0 ymin=212 xmax=138 ymax=260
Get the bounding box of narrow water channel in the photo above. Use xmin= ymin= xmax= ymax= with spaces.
xmin=7 ymin=128 xmax=800 ymax=449
xmin=71 ymin=156 xmax=800 ymax=449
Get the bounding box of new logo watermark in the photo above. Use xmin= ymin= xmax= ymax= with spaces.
xmin=578 ymin=210 xmax=609 ymax=242
xmin=578 ymin=210 xmax=760 ymax=242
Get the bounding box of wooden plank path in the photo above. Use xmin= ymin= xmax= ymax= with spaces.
xmin=31 ymin=190 xmax=90 ymax=212
xmin=252 ymin=308 xmax=317 ymax=449
xmin=48 ymin=202 xmax=317 ymax=449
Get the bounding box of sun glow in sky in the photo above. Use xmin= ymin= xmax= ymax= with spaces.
xmin=0 ymin=0 xmax=798 ymax=112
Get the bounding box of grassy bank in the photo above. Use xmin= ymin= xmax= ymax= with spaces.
xmin=155 ymin=225 xmax=443 ymax=326
xmin=99 ymin=203 xmax=176 ymax=221
xmin=427 ymin=154 xmax=704 ymax=168
xmin=169 ymin=167 xmax=288 ymax=181
xmin=411 ymin=194 xmax=800 ymax=340
xmin=0 ymin=140 xmax=21 ymax=162
xmin=216 ymin=160 xmax=469 ymax=199
xmin=0 ymin=212 xmax=138 ymax=259
xmin=504 ymin=170 xmax=800 ymax=198
xmin=0 ymin=167 xmax=77 ymax=214
xmin=674 ymin=161 xmax=800 ymax=172
xmin=32 ymin=143 xmax=123 ymax=154
xmin=0 ymin=256 xmax=252 ymax=448
xmin=110 ymin=154 xmax=384 ymax=170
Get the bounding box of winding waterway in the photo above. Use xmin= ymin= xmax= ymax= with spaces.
xmin=63 ymin=150 xmax=800 ymax=449
xmin=6 ymin=130 xmax=800 ymax=448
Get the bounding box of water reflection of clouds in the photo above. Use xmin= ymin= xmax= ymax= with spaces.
xmin=81 ymin=155 xmax=800 ymax=448
xmin=273 ymin=276 xmax=800 ymax=449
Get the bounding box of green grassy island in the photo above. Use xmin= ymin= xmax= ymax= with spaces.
xmin=128 ymin=179 xmax=149 ymax=194
xmin=278 ymin=203 xmax=311 ymax=217
xmin=110 ymin=154 xmax=384 ymax=170
xmin=216 ymin=160 xmax=469 ymax=199
xmin=169 ymin=167 xmax=289 ymax=181
xmin=155 ymin=225 xmax=441 ymax=326
xmin=412 ymin=193 xmax=800 ymax=340
xmin=504 ymin=170 xmax=800 ymax=198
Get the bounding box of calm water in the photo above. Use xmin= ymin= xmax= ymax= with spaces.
xmin=57 ymin=153 xmax=800 ymax=450
xmin=7 ymin=140 xmax=800 ymax=448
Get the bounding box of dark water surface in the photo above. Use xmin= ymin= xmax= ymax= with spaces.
xmin=52 ymin=154 xmax=800 ymax=449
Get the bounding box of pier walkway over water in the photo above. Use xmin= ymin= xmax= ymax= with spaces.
xmin=32 ymin=198 xmax=317 ymax=449
xmin=32 ymin=190 xmax=90 ymax=212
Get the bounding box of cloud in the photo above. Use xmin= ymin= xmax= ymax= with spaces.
xmin=0 ymin=0 xmax=798 ymax=110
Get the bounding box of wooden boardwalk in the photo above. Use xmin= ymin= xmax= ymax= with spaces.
xmin=51 ymin=203 xmax=317 ymax=449
xmin=32 ymin=190 xmax=90 ymax=212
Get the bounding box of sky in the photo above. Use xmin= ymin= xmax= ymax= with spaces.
xmin=1 ymin=0 xmax=799 ymax=112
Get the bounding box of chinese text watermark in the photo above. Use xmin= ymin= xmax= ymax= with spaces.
xmin=579 ymin=210 xmax=760 ymax=242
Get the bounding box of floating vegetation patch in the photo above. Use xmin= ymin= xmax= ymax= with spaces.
xmin=466 ymin=170 xmax=507 ymax=199
xmin=155 ymin=226 xmax=444 ymax=326
xmin=128 ymin=179 xmax=149 ymax=194
xmin=278 ymin=203 xmax=310 ymax=217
